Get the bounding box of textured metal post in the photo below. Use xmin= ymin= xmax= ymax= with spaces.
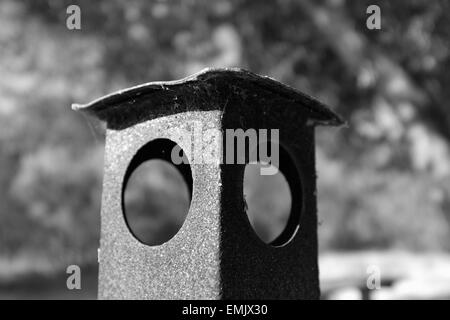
xmin=73 ymin=68 xmax=344 ymax=299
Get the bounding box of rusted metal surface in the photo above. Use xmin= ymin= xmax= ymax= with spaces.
xmin=73 ymin=68 xmax=343 ymax=299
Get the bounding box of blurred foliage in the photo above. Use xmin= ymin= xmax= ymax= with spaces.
xmin=0 ymin=0 xmax=450 ymax=276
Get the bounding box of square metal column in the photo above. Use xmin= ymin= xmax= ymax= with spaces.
xmin=73 ymin=68 xmax=344 ymax=299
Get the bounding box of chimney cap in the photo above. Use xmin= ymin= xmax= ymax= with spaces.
xmin=72 ymin=68 xmax=345 ymax=130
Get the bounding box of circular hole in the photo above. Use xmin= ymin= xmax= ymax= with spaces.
xmin=122 ymin=139 xmax=192 ymax=246
xmin=243 ymin=162 xmax=294 ymax=246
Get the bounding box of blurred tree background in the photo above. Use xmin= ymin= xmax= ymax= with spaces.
xmin=0 ymin=0 xmax=449 ymax=297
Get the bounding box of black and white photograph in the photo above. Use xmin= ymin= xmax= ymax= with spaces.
xmin=0 ymin=0 xmax=449 ymax=305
